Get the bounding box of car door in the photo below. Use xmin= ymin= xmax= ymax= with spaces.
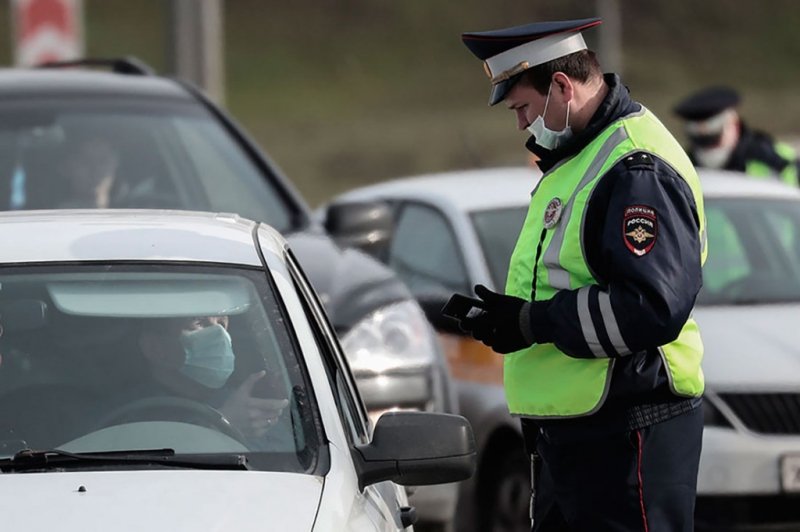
xmin=284 ymin=249 xmax=408 ymax=532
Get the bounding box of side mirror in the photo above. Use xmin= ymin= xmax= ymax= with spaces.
xmin=323 ymin=200 xmax=393 ymax=259
xmin=353 ymin=411 xmax=476 ymax=489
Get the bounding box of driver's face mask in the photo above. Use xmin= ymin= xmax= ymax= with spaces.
xmin=527 ymin=81 xmax=573 ymax=150
xmin=179 ymin=323 xmax=235 ymax=389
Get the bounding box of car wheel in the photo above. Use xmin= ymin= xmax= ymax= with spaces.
xmin=480 ymin=445 xmax=530 ymax=532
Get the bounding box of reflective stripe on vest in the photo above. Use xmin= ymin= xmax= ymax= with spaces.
xmin=503 ymin=108 xmax=705 ymax=418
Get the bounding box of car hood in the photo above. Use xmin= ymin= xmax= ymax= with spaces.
xmin=286 ymin=230 xmax=411 ymax=333
xmin=694 ymin=303 xmax=800 ymax=389
xmin=0 ymin=470 xmax=323 ymax=531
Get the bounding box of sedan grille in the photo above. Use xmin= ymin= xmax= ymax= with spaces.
xmin=718 ymin=393 xmax=800 ymax=434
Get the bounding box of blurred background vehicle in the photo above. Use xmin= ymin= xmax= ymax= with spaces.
xmin=0 ymin=209 xmax=476 ymax=531
xmin=321 ymin=167 xmax=800 ymax=532
xmin=6 ymin=0 xmax=800 ymax=208
xmin=0 ymin=60 xmax=459 ymax=530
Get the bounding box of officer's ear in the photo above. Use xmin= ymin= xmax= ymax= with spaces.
xmin=551 ymin=72 xmax=573 ymax=103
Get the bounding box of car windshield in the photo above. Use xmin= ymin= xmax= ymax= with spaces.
xmin=0 ymin=98 xmax=295 ymax=232
xmin=472 ymin=198 xmax=800 ymax=305
xmin=0 ymin=264 xmax=322 ymax=473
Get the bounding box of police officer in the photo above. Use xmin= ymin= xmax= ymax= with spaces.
xmin=674 ymin=85 xmax=800 ymax=186
xmin=457 ymin=18 xmax=705 ymax=532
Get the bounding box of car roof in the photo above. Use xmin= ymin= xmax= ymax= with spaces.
xmin=336 ymin=166 xmax=800 ymax=212
xmin=0 ymin=210 xmax=283 ymax=265
xmin=0 ymin=69 xmax=190 ymax=100
xmin=336 ymin=167 xmax=541 ymax=212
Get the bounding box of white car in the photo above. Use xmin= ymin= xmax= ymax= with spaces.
xmin=0 ymin=209 xmax=475 ymax=531
xmin=322 ymin=167 xmax=800 ymax=531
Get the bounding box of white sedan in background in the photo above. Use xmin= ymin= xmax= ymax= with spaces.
xmin=322 ymin=167 xmax=800 ymax=532
xmin=0 ymin=209 xmax=476 ymax=531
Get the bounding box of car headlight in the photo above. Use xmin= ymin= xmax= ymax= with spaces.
xmin=341 ymin=300 xmax=437 ymax=375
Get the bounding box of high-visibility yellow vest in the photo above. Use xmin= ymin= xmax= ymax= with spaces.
xmin=504 ymin=108 xmax=706 ymax=418
xmin=744 ymin=141 xmax=799 ymax=187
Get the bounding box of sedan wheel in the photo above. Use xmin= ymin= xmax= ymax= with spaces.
xmin=482 ymin=448 xmax=530 ymax=532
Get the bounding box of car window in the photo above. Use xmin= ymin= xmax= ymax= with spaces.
xmin=702 ymin=206 xmax=751 ymax=294
xmin=698 ymin=198 xmax=800 ymax=305
xmin=471 ymin=207 xmax=528 ymax=290
xmin=764 ymin=208 xmax=800 ymax=270
xmin=0 ymin=264 xmax=322 ymax=473
xmin=0 ymin=99 xmax=294 ymax=232
xmin=388 ymin=203 xmax=469 ymax=296
xmin=167 ymin=118 xmax=292 ymax=229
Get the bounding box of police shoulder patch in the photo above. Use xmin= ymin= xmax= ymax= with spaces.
xmin=623 ymin=205 xmax=658 ymax=256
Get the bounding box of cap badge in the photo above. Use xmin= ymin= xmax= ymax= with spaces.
xmin=488 ymin=61 xmax=530 ymax=84
xmin=543 ymin=197 xmax=563 ymax=229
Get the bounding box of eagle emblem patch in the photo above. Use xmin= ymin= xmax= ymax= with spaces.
xmin=623 ymin=205 xmax=657 ymax=256
xmin=543 ymin=197 xmax=563 ymax=229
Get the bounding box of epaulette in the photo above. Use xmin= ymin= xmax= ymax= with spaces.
xmin=623 ymin=152 xmax=655 ymax=170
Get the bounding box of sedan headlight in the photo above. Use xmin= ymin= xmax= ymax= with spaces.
xmin=341 ymin=300 xmax=437 ymax=376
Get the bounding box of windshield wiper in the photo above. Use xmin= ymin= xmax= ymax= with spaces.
xmin=0 ymin=448 xmax=249 ymax=473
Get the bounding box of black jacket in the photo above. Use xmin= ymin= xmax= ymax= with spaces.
xmin=524 ymin=74 xmax=702 ymax=440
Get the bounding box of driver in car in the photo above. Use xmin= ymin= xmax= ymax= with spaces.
xmin=137 ymin=315 xmax=288 ymax=440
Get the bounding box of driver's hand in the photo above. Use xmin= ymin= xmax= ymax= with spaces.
xmin=220 ymin=371 xmax=289 ymax=438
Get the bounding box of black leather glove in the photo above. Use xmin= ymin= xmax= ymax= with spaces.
xmin=463 ymin=284 xmax=535 ymax=354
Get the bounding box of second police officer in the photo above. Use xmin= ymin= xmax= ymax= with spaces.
xmin=674 ymin=85 xmax=800 ymax=186
xmin=457 ymin=17 xmax=706 ymax=532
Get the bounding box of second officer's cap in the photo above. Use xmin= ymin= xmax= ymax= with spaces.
xmin=462 ymin=17 xmax=602 ymax=106
xmin=673 ymin=86 xmax=741 ymax=121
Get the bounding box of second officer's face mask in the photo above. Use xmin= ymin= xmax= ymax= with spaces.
xmin=527 ymin=81 xmax=573 ymax=150
xmin=688 ymin=109 xmax=738 ymax=169
xmin=179 ymin=323 xmax=235 ymax=389
xmin=695 ymin=144 xmax=733 ymax=169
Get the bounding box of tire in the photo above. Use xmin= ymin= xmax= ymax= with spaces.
xmin=479 ymin=445 xmax=531 ymax=532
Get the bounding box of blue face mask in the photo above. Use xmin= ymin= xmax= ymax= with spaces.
xmin=179 ymin=323 xmax=235 ymax=389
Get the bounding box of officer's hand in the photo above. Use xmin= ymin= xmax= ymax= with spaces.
xmin=470 ymin=284 xmax=533 ymax=354
xmin=458 ymin=308 xmax=490 ymax=334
